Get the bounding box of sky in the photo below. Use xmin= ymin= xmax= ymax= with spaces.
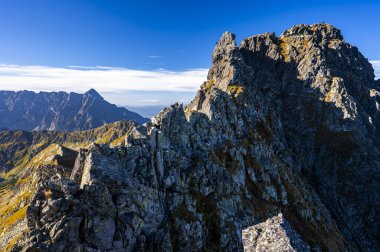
xmin=0 ymin=0 xmax=379 ymax=106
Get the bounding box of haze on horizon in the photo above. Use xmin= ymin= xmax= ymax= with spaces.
xmin=0 ymin=0 xmax=379 ymax=106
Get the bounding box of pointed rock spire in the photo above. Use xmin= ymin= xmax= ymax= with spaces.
xmin=84 ymin=88 xmax=104 ymax=100
xmin=212 ymin=31 xmax=237 ymax=63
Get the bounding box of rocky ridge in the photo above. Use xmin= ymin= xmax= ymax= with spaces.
xmin=0 ymin=120 xmax=142 ymax=174
xmin=0 ymin=89 xmax=148 ymax=131
xmin=0 ymin=120 xmax=143 ymax=250
xmin=1 ymin=23 xmax=380 ymax=251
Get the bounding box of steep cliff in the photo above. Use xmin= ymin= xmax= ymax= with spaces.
xmin=2 ymin=23 xmax=380 ymax=251
xmin=0 ymin=89 xmax=148 ymax=131
xmin=0 ymin=121 xmax=143 ymax=250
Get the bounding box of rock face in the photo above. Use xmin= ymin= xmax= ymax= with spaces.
xmin=3 ymin=23 xmax=380 ymax=251
xmin=0 ymin=89 xmax=148 ymax=131
xmin=0 ymin=121 xmax=143 ymax=251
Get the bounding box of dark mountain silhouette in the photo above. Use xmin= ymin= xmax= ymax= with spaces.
xmin=0 ymin=89 xmax=148 ymax=131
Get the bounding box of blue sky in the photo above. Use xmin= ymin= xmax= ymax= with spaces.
xmin=0 ymin=0 xmax=379 ymax=105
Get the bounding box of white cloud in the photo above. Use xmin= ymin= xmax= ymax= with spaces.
xmin=148 ymin=55 xmax=161 ymax=59
xmin=0 ymin=64 xmax=208 ymax=93
xmin=139 ymin=99 xmax=160 ymax=103
xmin=371 ymin=60 xmax=380 ymax=79
xmin=1 ymin=61 xmax=378 ymax=106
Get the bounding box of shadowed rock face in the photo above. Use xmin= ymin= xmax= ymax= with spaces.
xmin=0 ymin=89 xmax=148 ymax=131
xmin=5 ymin=23 xmax=380 ymax=251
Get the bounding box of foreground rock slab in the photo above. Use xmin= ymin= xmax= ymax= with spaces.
xmin=242 ymin=213 xmax=310 ymax=252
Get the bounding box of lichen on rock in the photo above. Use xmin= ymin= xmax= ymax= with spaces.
xmin=1 ymin=23 xmax=380 ymax=251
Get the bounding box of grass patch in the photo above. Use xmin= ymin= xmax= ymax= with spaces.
xmin=227 ymin=85 xmax=244 ymax=95
xmin=202 ymin=79 xmax=215 ymax=91
xmin=1 ymin=205 xmax=28 ymax=232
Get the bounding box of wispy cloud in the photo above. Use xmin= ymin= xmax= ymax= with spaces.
xmin=67 ymin=65 xmax=125 ymax=70
xmin=139 ymin=99 xmax=160 ymax=103
xmin=1 ymin=61 xmax=378 ymax=96
xmin=0 ymin=64 xmax=208 ymax=93
xmin=371 ymin=60 xmax=380 ymax=79
xmin=148 ymin=55 xmax=161 ymax=59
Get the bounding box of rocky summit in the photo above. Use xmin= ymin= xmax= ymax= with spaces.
xmin=0 ymin=23 xmax=379 ymax=251
xmin=0 ymin=89 xmax=148 ymax=131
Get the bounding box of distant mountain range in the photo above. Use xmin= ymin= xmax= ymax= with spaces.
xmin=125 ymin=105 xmax=166 ymax=118
xmin=2 ymin=23 xmax=380 ymax=251
xmin=0 ymin=89 xmax=148 ymax=131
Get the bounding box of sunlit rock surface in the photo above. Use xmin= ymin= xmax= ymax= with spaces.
xmin=1 ymin=23 xmax=380 ymax=251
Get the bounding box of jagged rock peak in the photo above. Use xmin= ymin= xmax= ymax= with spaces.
xmin=84 ymin=88 xmax=103 ymax=100
xmin=2 ymin=23 xmax=380 ymax=252
xmin=211 ymin=31 xmax=237 ymax=64
xmin=218 ymin=31 xmax=236 ymax=46
xmin=281 ymin=22 xmax=343 ymax=40
xmin=0 ymin=89 xmax=148 ymax=131
xmin=206 ymin=22 xmax=374 ymax=97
